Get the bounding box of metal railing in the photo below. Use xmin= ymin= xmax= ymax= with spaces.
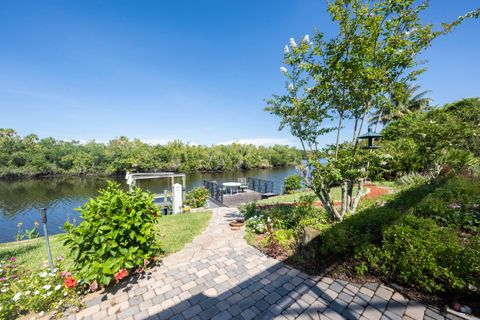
xmin=203 ymin=180 xmax=224 ymax=203
xmin=247 ymin=177 xmax=274 ymax=194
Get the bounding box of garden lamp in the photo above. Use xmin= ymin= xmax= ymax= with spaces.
xmin=40 ymin=207 xmax=54 ymax=273
xmin=358 ymin=128 xmax=382 ymax=149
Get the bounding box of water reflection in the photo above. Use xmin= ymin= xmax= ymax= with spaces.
xmin=0 ymin=167 xmax=297 ymax=242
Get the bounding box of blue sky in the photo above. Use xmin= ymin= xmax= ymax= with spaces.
xmin=0 ymin=1 xmax=478 ymax=147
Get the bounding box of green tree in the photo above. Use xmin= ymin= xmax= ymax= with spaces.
xmin=266 ymin=0 xmax=477 ymax=221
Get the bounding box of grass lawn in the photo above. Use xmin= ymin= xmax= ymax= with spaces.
xmin=257 ymin=187 xmax=353 ymax=205
xmin=156 ymin=211 xmax=211 ymax=254
xmin=257 ymin=181 xmax=395 ymax=205
xmin=0 ymin=211 xmax=212 ymax=272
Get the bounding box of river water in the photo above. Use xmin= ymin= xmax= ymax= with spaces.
xmin=0 ymin=167 xmax=297 ymax=242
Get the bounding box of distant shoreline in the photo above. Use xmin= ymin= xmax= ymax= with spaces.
xmin=0 ymin=165 xmax=297 ymax=181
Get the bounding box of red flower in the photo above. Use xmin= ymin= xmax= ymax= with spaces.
xmin=64 ymin=276 xmax=77 ymax=289
xmin=114 ymin=269 xmax=128 ymax=282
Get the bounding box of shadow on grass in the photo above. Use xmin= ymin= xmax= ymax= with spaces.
xmin=0 ymin=239 xmax=44 ymax=261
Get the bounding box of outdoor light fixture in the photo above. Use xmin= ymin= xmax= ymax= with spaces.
xmin=358 ymin=128 xmax=382 ymax=149
xmin=40 ymin=207 xmax=54 ymax=273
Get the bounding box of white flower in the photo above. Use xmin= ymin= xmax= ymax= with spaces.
xmin=55 ymin=284 xmax=62 ymax=291
xmin=1 ymin=289 xmax=7 ymax=293
xmin=288 ymin=83 xmax=295 ymax=92
xmin=280 ymin=67 xmax=288 ymax=74
xmin=39 ymin=272 xmax=48 ymax=278
xmin=34 ymin=290 xmax=40 ymax=295
xmin=25 ymin=291 xmax=31 ymax=295
xmin=289 ymin=37 xmax=297 ymax=49
xmin=284 ymin=45 xmax=290 ymax=54
xmin=64 ymin=292 xmax=68 ymax=296
xmin=302 ymin=34 xmax=310 ymax=44
xmin=46 ymin=291 xmax=52 ymax=296
xmin=42 ymin=284 xmax=52 ymax=290
xmin=13 ymin=292 xmax=22 ymax=301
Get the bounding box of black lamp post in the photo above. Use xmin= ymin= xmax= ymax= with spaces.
xmin=358 ymin=128 xmax=382 ymax=149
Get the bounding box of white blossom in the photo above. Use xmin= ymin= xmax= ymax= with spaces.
xmin=42 ymin=284 xmax=51 ymax=290
xmin=25 ymin=291 xmax=31 ymax=295
xmin=46 ymin=291 xmax=53 ymax=296
xmin=289 ymin=37 xmax=297 ymax=49
xmin=302 ymin=34 xmax=310 ymax=44
xmin=34 ymin=290 xmax=40 ymax=295
xmin=284 ymin=45 xmax=290 ymax=54
xmin=280 ymin=67 xmax=288 ymax=74
xmin=288 ymin=83 xmax=295 ymax=91
xmin=13 ymin=292 xmax=22 ymax=301
xmin=55 ymin=284 xmax=62 ymax=291
xmin=39 ymin=272 xmax=47 ymax=278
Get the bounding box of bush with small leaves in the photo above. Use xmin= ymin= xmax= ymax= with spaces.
xmin=185 ymin=187 xmax=209 ymax=208
xmin=357 ymin=215 xmax=480 ymax=294
xmin=283 ymin=174 xmax=303 ymax=194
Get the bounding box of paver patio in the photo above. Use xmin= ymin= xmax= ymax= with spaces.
xmin=67 ymin=207 xmax=452 ymax=320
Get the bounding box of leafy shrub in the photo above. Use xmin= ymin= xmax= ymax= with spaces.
xmin=185 ymin=187 xmax=209 ymax=208
xmin=241 ymin=202 xmax=258 ymax=220
xmin=395 ymin=172 xmax=430 ymax=187
xmin=272 ymin=229 xmax=296 ymax=250
xmin=0 ymin=256 xmax=80 ymax=319
xmin=63 ymin=182 xmax=161 ymax=287
xmin=283 ymin=174 xmax=303 ymax=194
xmin=413 ymin=176 xmax=480 ymax=233
xmin=358 ymin=215 xmax=480 ymax=294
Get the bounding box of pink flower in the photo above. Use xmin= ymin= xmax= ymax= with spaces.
xmin=89 ymin=281 xmax=99 ymax=293
xmin=9 ymin=257 xmax=16 ymax=262
xmin=60 ymin=271 xmax=71 ymax=279
xmin=143 ymin=259 xmax=150 ymax=267
xmin=448 ymin=203 xmax=461 ymax=209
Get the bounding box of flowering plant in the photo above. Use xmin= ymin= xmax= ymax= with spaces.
xmin=246 ymin=214 xmax=269 ymax=234
xmin=63 ymin=183 xmax=162 ymax=287
xmin=0 ymin=257 xmax=81 ymax=319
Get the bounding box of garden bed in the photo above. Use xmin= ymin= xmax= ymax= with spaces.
xmin=243 ymin=177 xmax=480 ymax=316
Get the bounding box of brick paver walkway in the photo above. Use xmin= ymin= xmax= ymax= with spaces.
xmin=69 ymin=207 xmax=451 ymax=320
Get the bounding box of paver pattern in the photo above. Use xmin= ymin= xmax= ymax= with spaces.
xmin=67 ymin=207 xmax=453 ymax=320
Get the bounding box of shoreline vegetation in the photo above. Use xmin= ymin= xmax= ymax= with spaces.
xmin=0 ymin=129 xmax=301 ymax=179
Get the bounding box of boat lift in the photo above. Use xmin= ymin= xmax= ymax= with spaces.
xmin=125 ymin=171 xmax=186 ymax=213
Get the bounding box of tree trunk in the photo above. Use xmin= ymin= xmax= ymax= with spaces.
xmin=341 ymin=181 xmax=348 ymax=216
xmin=335 ymin=114 xmax=344 ymax=161
xmin=351 ymin=178 xmax=365 ymax=214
